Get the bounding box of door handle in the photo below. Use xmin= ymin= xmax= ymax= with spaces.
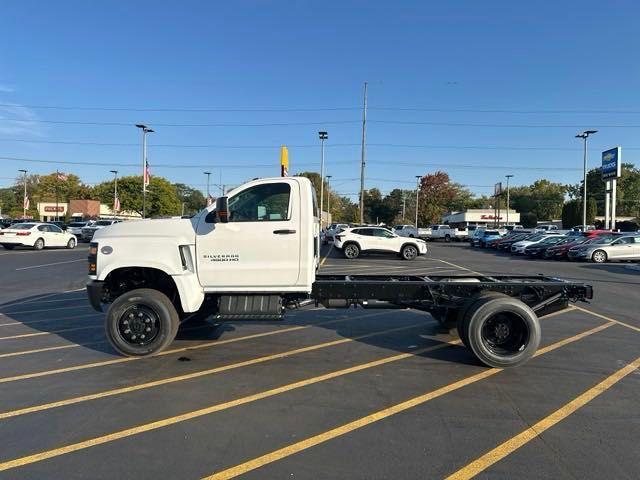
xmin=273 ymin=229 xmax=296 ymax=235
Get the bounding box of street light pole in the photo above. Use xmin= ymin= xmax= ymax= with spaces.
xmin=415 ymin=175 xmax=421 ymax=229
xmin=135 ymin=124 xmax=154 ymax=219
xmin=204 ymin=171 xmax=212 ymax=206
xmin=575 ymin=130 xmax=597 ymax=229
xmin=19 ymin=169 xmax=27 ymax=218
xmin=325 ymin=175 xmax=332 ymax=224
xmin=110 ymin=170 xmax=118 ymax=219
xmin=359 ymin=82 xmax=368 ymax=225
xmin=505 ymin=174 xmax=513 ymax=226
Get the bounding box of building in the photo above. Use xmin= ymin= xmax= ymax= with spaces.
xmin=442 ymin=209 xmax=520 ymax=228
xmin=37 ymin=200 xmax=141 ymax=222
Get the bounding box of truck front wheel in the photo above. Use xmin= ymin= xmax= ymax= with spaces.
xmin=463 ymin=297 xmax=540 ymax=368
xmin=105 ymin=288 xmax=180 ymax=356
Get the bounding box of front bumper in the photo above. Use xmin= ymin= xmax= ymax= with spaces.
xmin=86 ymin=280 xmax=104 ymax=312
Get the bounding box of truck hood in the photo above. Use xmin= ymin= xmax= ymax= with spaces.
xmin=92 ymin=217 xmax=197 ymax=244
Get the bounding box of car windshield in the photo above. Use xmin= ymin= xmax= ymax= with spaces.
xmin=10 ymin=223 xmax=35 ymax=230
xmin=95 ymin=221 xmax=113 ymax=226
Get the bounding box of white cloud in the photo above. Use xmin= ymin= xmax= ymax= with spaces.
xmin=0 ymin=103 xmax=45 ymax=137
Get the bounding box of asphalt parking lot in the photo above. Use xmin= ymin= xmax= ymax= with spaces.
xmin=0 ymin=242 xmax=637 ymax=479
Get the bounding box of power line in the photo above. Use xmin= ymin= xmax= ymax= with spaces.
xmin=0 ymin=118 xmax=360 ymax=128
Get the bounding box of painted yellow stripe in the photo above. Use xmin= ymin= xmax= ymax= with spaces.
xmin=319 ymin=244 xmax=334 ymax=266
xmin=0 ymin=335 xmax=452 ymax=472
xmin=573 ymin=305 xmax=640 ymax=333
xmin=434 ymin=258 xmax=482 ymax=275
xmin=0 ymin=311 xmax=388 ymax=384
xmin=446 ymin=353 xmax=640 ymax=480
xmin=202 ymin=321 xmax=613 ymax=480
xmin=0 ymin=325 xmax=100 ymax=341
xmin=0 ymin=313 xmax=100 ymax=328
xmin=0 ymin=322 xmax=427 ymax=420
xmin=0 ymin=341 xmax=104 ymax=359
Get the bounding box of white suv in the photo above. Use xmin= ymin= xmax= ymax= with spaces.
xmin=334 ymin=227 xmax=427 ymax=260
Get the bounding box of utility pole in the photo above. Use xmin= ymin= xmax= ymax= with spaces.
xmin=505 ymin=174 xmax=513 ymax=226
xmin=204 ymin=171 xmax=212 ymax=206
xmin=135 ymin=124 xmax=154 ymax=219
xmin=325 ymin=175 xmax=332 ymax=224
xmin=110 ymin=170 xmax=118 ymax=219
xmin=359 ymin=82 xmax=368 ymax=224
xmin=19 ymin=169 xmax=28 ymax=218
xmin=575 ymin=130 xmax=597 ymax=229
xmin=415 ymin=175 xmax=421 ymax=229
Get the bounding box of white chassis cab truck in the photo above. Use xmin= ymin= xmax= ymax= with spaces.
xmin=87 ymin=177 xmax=593 ymax=368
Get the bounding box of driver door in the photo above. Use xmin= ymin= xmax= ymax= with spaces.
xmin=195 ymin=180 xmax=301 ymax=289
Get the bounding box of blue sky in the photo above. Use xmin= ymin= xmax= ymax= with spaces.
xmin=1 ymin=0 xmax=639 ymax=200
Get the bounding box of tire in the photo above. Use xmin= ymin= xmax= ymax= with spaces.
xmin=343 ymin=243 xmax=360 ymax=259
xmin=66 ymin=238 xmax=76 ymax=249
xmin=465 ymin=297 xmax=541 ymax=368
xmin=1 ymin=244 xmax=15 ymax=250
xmin=591 ymin=250 xmax=607 ymax=263
xmin=105 ymin=288 xmax=180 ymax=356
xmin=401 ymin=244 xmax=418 ymax=261
xmin=456 ymin=292 xmax=508 ymax=348
xmin=33 ymin=238 xmax=44 ymax=250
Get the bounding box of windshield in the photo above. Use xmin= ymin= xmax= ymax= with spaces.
xmin=9 ymin=223 xmax=35 ymax=230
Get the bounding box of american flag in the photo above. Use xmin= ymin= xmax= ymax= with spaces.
xmin=143 ymin=160 xmax=150 ymax=188
xmin=23 ymin=194 xmax=30 ymax=210
xmin=113 ymin=195 xmax=121 ymax=212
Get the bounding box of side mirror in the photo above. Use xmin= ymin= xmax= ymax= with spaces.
xmin=215 ymin=197 xmax=229 ymax=223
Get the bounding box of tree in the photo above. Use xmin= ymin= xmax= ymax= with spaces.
xmin=92 ymin=175 xmax=181 ymax=217
xmin=520 ymin=212 xmax=538 ymax=228
xmin=175 ymin=183 xmax=206 ymax=216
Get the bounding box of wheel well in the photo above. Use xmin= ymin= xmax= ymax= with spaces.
xmin=102 ymin=267 xmax=181 ymax=313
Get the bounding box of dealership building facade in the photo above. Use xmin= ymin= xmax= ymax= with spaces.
xmin=442 ymin=209 xmax=520 ymax=228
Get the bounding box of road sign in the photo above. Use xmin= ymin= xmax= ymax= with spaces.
xmin=601 ymin=147 xmax=622 ymax=180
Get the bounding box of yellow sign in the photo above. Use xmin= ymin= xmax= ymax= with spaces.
xmin=280 ymin=146 xmax=289 ymax=177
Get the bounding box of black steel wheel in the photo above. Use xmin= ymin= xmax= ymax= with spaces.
xmin=401 ymin=244 xmax=418 ymax=261
xmin=105 ymin=288 xmax=180 ymax=356
xmin=464 ymin=297 xmax=540 ymax=368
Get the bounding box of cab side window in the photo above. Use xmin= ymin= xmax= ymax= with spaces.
xmin=227 ymin=183 xmax=291 ymax=222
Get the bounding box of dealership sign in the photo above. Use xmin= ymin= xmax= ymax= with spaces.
xmin=601 ymin=147 xmax=621 ymax=180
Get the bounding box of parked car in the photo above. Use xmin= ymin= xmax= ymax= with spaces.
xmin=67 ymin=221 xmax=89 ymax=236
xmin=568 ymin=234 xmax=640 ymax=263
xmin=0 ymin=222 xmax=77 ymax=250
xmin=334 ymin=226 xmax=427 ymax=260
xmin=523 ymin=235 xmax=568 ymax=258
xmin=322 ymin=223 xmax=349 ymax=244
xmin=81 ymin=219 xmax=120 ymax=242
xmin=472 ymin=229 xmax=502 ymax=248
xmin=510 ymin=233 xmax=560 ymax=254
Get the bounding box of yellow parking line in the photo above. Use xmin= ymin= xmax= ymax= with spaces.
xmin=434 ymin=258 xmax=482 ymax=275
xmin=446 ymin=353 xmax=640 ymax=480
xmin=201 ymin=321 xmax=613 ymax=480
xmin=0 ymin=338 xmax=453 ymax=472
xmin=573 ymin=305 xmax=640 ymax=333
xmin=0 ymin=311 xmax=390 ymax=384
xmin=319 ymin=244 xmax=334 ymax=266
xmin=0 ymin=312 xmax=100 ymax=328
xmin=0 ymin=325 xmax=100 ymax=341
xmin=0 ymin=323 xmax=428 ymax=421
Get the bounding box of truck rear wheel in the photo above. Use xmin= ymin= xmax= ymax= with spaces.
xmin=105 ymin=288 xmax=180 ymax=356
xmin=464 ymin=297 xmax=541 ymax=368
